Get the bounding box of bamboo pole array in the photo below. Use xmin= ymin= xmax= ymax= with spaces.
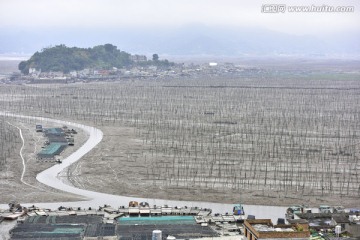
xmin=0 ymin=117 xmax=20 ymax=171
xmin=0 ymin=73 xmax=359 ymax=198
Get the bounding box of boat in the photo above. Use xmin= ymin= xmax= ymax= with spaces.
xmin=349 ymin=208 xmax=360 ymax=215
xmin=303 ymin=206 xmax=312 ymax=213
xmin=129 ymin=201 xmax=139 ymax=207
xmin=128 ymin=201 xmax=139 ymax=216
xmin=161 ymin=205 xmax=172 ymax=215
xmin=3 ymin=212 xmax=25 ymax=220
xmin=285 ymin=205 xmax=310 ymax=220
xmin=333 ymin=206 xmax=345 ymax=213
xmin=139 ymin=202 xmax=150 ymax=216
xmin=233 ymin=204 xmax=245 ymax=215
xmin=233 ymin=204 xmax=246 ymax=221
xmin=319 ymin=205 xmax=332 ymax=214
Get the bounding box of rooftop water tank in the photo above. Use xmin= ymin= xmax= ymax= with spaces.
xmin=335 ymin=225 xmax=341 ymax=235
xmin=152 ymin=230 xmax=162 ymax=240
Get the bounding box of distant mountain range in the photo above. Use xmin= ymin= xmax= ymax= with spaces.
xmin=1 ymin=25 xmax=359 ymax=58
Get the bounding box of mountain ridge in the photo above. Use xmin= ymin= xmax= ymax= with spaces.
xmin=1 ymin=25 xmax=359 ymax=57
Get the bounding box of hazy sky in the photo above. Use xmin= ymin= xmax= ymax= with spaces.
xmin=1 ymin=0 xmax=359 ymax=36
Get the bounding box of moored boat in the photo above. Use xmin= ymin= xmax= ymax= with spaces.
xmin=233 ymin=204 xmax=246 ymax=221
xmin=319 ymin=205 xmax=332 ymax=214
xmin=139 ymin=202 xmax=150 ymax=216
xmin=333 ymin=206 xmax=345 ymax=213
xmin=128 ymin=201 xmax=139 ymax=216
xmin=286 ymin=205 xmax=311 ymax=220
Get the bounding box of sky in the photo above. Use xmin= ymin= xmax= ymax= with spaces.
xmin=1 ymin=0 xmax=359 ymax=36
xmin=0 ymin=0 xmax=359 ymax=56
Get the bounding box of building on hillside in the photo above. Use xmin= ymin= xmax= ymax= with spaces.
xmin=29 ymin=68 xmax=37 ymax=74
xmin=130 ymin=54 xmax=147 ymax=62
xmin=243 ymin=219 xmax=310 ymax=240
xmin=29 ymin=68 xmax=41 ymax=78
xmin=69 ymin=71 xmax=77 ymax=78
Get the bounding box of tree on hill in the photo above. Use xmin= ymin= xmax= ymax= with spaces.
xmin=137 ymin=54 xmax=174 ymax=69
xmin=152 ymin=53 xmax=159 ymax=61
xmin=18 ymin=44 xmax=132 ymax=74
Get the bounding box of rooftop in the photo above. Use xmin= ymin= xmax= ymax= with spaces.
xmin=252 ymin=224 xmax=295 ymax=233
xmin=244 ymin=219 xmax=310 ymax=239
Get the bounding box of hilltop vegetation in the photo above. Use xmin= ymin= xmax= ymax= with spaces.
xmin=18 ymin=44 xmax=173 ymax=74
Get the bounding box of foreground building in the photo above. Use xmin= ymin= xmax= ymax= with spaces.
xmin=243 ymin=219 xmax=310 ymax=240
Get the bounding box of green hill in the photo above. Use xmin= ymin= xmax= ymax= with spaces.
xmin=18 ymin=44 xmax=133 ymax=74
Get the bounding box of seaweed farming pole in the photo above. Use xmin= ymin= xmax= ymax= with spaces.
xmin=0 ymin=117 xmax=18 ymax=172
xmin=0 ymin=112 xmax=290 ymax=223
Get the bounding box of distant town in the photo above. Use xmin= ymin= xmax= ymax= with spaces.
xmin=3 ymin=58 xmax=268 ymax=84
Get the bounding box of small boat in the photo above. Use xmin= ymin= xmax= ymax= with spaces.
xmin=139 ymin=202 xmax=150 ymax=216
xmin=319 ymin=205 xmax=332 ymax=214
xmin=3 ymin=212 xmax=24 ymax=220
xmin=333 ymin=206 xmax=345 ymax=213
xmin=161 ymin=205 xmax=172 ymax=215
xmin=233 ymin=204 xmax=246 ymax=222
xmin=233 ymin=204 xmax=245 ymax=216
xmin=303 ymin=206 xmax=312 ymax=213
xmin=129 ymin=201 xmax=139 ymax=207
xmin=349 ymin=208 xmax=360 ymax=214
xmin=128 ymin=201 xmax=139 ymax=216
xmin=286 ymin=205 xmax=309 ymax=220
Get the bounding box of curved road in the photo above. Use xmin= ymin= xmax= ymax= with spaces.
xmin=0 ymin=111 xmax=287 ymax=221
